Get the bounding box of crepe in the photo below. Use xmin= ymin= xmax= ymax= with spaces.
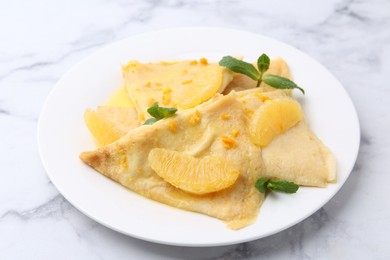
xmin=123 ymin=59 xmax=233 ymax=121
xmin=237 ymin=88 xmax=336 ymax=186
xmin=261 ymin=120 xmax=336 ymax=187
xmin=80 ymin=93 xmax=264 ymax=229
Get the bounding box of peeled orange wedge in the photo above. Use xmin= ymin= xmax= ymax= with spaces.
xmin=249 ymin=98 xmax=303 ymax=147
xmin=148 ymin=148 xmax=240 ymax=194
xmin=84 ymin=109 xmax=122 ymax=147
xmin=84 ymin=106 xmax=140 ymax=147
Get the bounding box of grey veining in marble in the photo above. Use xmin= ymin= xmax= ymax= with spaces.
xmin=1 ymin=0 xmax=390 ymax=259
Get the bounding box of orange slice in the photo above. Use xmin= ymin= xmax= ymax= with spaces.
xmin=84 ymin=106 xmax=139 ymax=147
xmin=148 ymin=148 xmax=240 ymax=194
xmin=249 ymin=98 xmax=303 ymax=147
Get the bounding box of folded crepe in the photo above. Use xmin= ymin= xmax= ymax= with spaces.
xmin=237 ymin=88 xmax=336 ymax=186
xmin=261 ymin=121 xmax=336 ymax=187
xmin=80 ymin=93 xmax=264 ymax=229
xmin=122 ymin=59 xmax=233 ymax=121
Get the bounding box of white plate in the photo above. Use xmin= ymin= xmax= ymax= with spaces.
xmin=38 ymin=27 xmax=360 ymax=247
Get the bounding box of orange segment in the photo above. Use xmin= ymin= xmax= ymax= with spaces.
xmin=84 ymin=106 xmax=140 ymax=147
xmin=249 ymin=98 xmax=303 ymax=147
xmin=84 ymin=109 xmax=122 ymax=147
xmin=148 ymin=148 xmax=240 ymax=194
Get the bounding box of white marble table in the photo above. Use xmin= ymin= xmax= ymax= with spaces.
xmin=1 ymin=0 xmax=389 ymax=259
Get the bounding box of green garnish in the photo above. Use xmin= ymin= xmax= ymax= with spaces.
xmin=257 ymin=53 xmax=270 ymax=74
xmin=262 ymin=74 xmax=305 ymax=94
xmin=218 ymin=56 xmax=260 ymax=81
xmin=143 ymin=118 xmax=158 ymax=125
xmin=143 ymin=102 xmax=177 ymax=125
xmin=255 ymin=177 xmax=299 ymax=194
xmin=219 ymin=54 xmax=305 ymax=94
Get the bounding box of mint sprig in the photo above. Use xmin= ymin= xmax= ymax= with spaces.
xmin=263 ymin=74 xmax=305 ymax=94
xmin=219 ymin=56 xmax=260 ymax=81
xmin=219 ymin=54 xmax=304 ymax=94
xmin=143 ymin=102 xmax=177 ymax=125
xmin=255 ymin=177 xmax=299 ymax=194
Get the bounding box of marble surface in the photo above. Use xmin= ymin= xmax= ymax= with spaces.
xmin=1 ymin=0 xmax=389 ymax=259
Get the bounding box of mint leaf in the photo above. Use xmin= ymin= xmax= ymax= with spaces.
xmin=257 ymin=53 xmax=270 ymax=75
xmin=267 ymin=180 xmax=299 ymax=193
xmin=255 ymin=177 xmax=270 ymax=193
xmin=143 ymin=102 xmax=177 ymax=125
xmin=262 ymin=74 xmax=305 ymax=94
xmin=219 ymin=56 xmax=260 ymax=81
xmin=147 ymin=102 xmax=177 ymax=120
xmin=255 ymin=178 xmax=299 ymax=194
xmin=143 ymin=118 xmax=158 ymax=125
